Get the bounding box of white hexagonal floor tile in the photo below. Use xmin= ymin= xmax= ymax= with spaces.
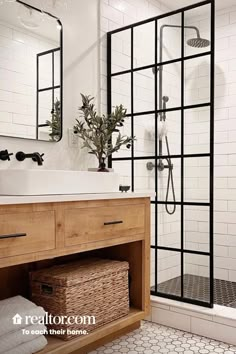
xmin=89 ymin=321 xmax=236 ymax=353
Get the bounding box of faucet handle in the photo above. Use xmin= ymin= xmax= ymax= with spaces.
xmin=7 ymin=153 xmax=13 ymax=161
xmin=0 ymin=150 xmax=13 ymax=161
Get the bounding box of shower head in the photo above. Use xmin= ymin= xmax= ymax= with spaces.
xmin=160 ymin=24 xmax=210 ymax=49
xmin=187 ymin=37 xmax=210 ymax=48
xmin=162 ymin=96 xmax=169 ymax=103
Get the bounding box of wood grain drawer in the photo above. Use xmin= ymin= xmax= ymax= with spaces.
xmin=65 ymin=203 xmax=145 ymax=246
xmin=0 ymin=211 xmax=56 ymax=259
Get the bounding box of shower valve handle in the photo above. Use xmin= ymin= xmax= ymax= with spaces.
xmin=146 ymin=161 xmax=172 ymax=172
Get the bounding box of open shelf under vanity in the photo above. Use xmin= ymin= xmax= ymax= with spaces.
xmin=40 ymin=308 xmax=144 ymax=354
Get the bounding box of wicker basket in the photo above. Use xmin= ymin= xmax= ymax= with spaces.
xmin=30 ymin=258 xmax=129 ymax=340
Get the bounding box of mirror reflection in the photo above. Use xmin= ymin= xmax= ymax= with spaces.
xmin=0 ymin=0 xmax=62 ymax=142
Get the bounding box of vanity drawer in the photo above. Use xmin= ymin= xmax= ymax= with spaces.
xmin=65 ymin=203 xmax=145 ymax=246
xmin=0 ymin=211 xmax=55 ymax=258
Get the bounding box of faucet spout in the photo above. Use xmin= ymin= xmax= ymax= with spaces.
xmin=16 ymin=151 xmax=44 ymax=166
xmin=32 ymin=153 xmax=44 ymax=166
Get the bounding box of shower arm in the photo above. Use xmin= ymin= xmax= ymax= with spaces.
xmin=158 ymin=24 xmax=200 ymax=116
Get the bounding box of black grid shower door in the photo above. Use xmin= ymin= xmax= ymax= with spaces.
xmin=107 ymin=0 xmax=215 ymax=308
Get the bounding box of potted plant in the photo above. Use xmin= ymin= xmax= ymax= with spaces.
xmin=73 ymin=94 xmax=134 ymax=172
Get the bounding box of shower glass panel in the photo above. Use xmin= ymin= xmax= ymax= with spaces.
xmin=157 ymin=157 xmax=181 ymax=203
xmin=133 ymin=70 xmax=154 ymax=113
xmin=112 ymin=115 xmax=132 ymax=159
xmin=133 ymin=114 xmax=155 ymax=157
xmin=160 ymin=110 xmax=181 ymax=156
xmin=107 ymin=0 xmax=214 ymax=308
xmin=158 ymin=13 xmax=182 ymax=63
xmin=112 ymin=160 xmax=132 ymax=187
xmin=184 ymin=107 xmax=210 ymax=155
xmin=160 ymin=62 xmax=182 ymax=109
xmin=157 ymin=204 xmax=181 ymax=249
xmin=184 ymin=4 xmax=211 ymax=57
xmin=134 ymin=160 xmax=155 ymax=199
xmin=184 ymin=205 xmax=209 ymax=253
xmin=184 ymin=253 xmax=210 ymax=303
xmin=134 ymin=22 xmax=155 ymax=68
xmin=111 ymin=29 xmax=131 ymax=73
xmin=111 ymin=74 xmax=131 ymax=114
xmin=157 ymin=250 xmax=181 ymax=297
xmin=184 ymin=157 xmax=210 ymax=203
xmin=185 ymin=56 xmax=211 ymax=106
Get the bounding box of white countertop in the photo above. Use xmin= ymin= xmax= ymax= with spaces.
xmin=0 ymin=192 xmax=152 ymax=205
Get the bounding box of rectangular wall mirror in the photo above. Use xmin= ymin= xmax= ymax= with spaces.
xmin=0 ymin=0 xmax=63 ymax=142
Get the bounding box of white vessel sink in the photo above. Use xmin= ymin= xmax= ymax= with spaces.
xmin=0 ymin=170 xmax=120 ymax=195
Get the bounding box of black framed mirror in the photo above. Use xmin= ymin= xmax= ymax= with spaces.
xmin=0 ymin=0 xmax=63 ymax=142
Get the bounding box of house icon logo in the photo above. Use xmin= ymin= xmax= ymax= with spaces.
xmin=12 ymin=314 xmax=23 ymax=325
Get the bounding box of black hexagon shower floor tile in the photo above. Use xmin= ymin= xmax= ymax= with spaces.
xmin=152 ymin=275 xmax=236 ymax=308
xmin=89 ymin=321 xmax=236 ymax=354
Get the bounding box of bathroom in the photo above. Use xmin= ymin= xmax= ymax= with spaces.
xmin=0 ymin=0 xmax=235 ymax=353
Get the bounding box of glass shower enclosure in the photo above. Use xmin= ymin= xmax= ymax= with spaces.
xmin=107 ymin=0 xmax=214 ymax=307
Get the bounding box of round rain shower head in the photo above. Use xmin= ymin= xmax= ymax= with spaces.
xmin=162 ymin=96 xmax=169 ymax=103
xmin=187 ymin=37 xmax=210 ymax=48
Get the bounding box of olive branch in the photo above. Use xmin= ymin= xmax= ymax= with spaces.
xmin=73 ymin=94 xmax=135 ymax=165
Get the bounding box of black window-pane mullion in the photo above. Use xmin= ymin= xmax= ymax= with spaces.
xmin=131 ymin=28 xmax=134 ymax=192
xmin=151 ymin=245 xmax=211 ymax=257
xmin=111 ymin=50 xmax=211 ymax=77
xmin=52 ymin=51 xmax=55 ymax=115
xmin=151 ymin=291 xmax=211 ymax=308
xmin=36 ymin=54 xmax=39 ymax=140
xmin=151 ymin=201 xmax=210 ymax=207
xmin=124 ymin=102 xmax=211 ymax=117
xmin=112 ymin=153 xmax=211 ymax=161
xmin=209 ymin=0 xmax=215 ymax=307
xmin=154 ymin=19 xmax=158 ymax=293
xmin=38 ymin=85 xmax=60 ymax=93
xmin=181 ymin=11 xmax=184 ymax=299
xmin=107 ymin=33 xmax=112 ymax=168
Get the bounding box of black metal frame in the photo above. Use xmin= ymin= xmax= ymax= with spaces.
xmin=107 ymin=0 xmax=215 ymax=308
xmin=36 ymin=47 xmax=61 ymax=139
xmin=0 ymin=0 xmax=63 ymax=142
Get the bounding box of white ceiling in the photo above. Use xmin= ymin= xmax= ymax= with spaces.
xmin=163 ymin=0 xmax=236 ymax=11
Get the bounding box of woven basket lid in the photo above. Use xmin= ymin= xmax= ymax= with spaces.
xmin=31 ymin=258 xmax=129 ymax=287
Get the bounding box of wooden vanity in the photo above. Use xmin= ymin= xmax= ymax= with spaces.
xmin=0 ymin=193 xmax=150 ymax=354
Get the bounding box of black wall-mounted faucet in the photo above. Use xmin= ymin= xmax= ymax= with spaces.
xmin=0 ymin=150 xmax=13 ymax=161
xmin=16 ymin=151 xmax=44 ymax=166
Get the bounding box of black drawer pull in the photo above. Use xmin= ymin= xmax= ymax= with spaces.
xmin=0 ymin=233 xmax=27 ymax=240
xmin=104 ymin=221 xmax=123 ymax=226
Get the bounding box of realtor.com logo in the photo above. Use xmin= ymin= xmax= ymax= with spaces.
xmin=12 ymin=313 xmax=96 ymax=336
xmin=13 ymin=314 xmax=23 ymax=325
